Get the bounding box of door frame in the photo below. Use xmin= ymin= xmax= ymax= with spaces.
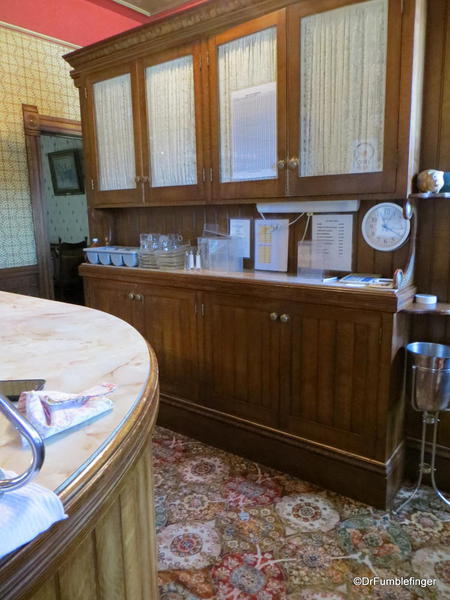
xmin=22 ymin=104 xmax=82 ymax=299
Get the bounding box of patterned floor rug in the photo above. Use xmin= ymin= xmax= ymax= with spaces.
xmin=153 ymin=426 xmax=450 ymax=600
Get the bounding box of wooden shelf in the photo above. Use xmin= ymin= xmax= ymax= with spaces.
xmin=409 ymin=192 xmax=450 ymax=199
xmin=402 ymin=302 xmax=450 ymax=315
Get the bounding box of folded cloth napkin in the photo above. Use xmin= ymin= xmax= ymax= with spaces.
xmin=0 ymin=468 xmax=67 ymax=558
xmin=17 ymin=383 xmax=115 ymax=440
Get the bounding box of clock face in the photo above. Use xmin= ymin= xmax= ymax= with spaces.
xmin=361 ymin=202 xmax=410 ymax=251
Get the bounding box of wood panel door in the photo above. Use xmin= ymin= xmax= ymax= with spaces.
xmin=208 ymin=11 xmax=287 ymax=201
xmin=286 ymin=0 xmax=402 ymax=197
xmin=139 ymin=285 xmax=199 ymax=401
xmin=139 ymin=42 xmax=208 ymax=206
xmin=83 ymin=278 xmax=139 ymax=327
xmin=279 ymin=303 xmax=382 ymax=457
xmin=84 ymin=63 xmax=144 ymax=207
xmin=201 ymin=293 xmax=281 ymax=426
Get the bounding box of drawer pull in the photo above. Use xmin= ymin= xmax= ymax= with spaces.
xmin=280 ymin=313 xmax=290 ymax=323
xmin=269 ymin=312 xmax=279 ymax=321
xmin=135 ymin=294 xmax=143 ymax=302
xmin=128 ymin=292 xmax=135 ymax=300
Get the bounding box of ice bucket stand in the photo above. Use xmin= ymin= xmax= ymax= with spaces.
xmin=395 ymin=342 xmax=450 ymax=513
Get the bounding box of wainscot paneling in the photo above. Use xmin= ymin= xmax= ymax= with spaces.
xmin=406 ymin=0 xmax=450 ymax=482
xmin=0 ymin=265 xmax=40 ymax=296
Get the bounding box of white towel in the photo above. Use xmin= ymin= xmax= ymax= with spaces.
xmin=17 ymin=383 xmax=115 ymax=440
xmin=0 ymin=469 xmax=67 ymax=558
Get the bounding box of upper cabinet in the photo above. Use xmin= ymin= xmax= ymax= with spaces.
xmin=68 ymin=0 xmax=425 ymax=207
xmin=140 ymin=43 xmax=208 ymax=204
xmin=84 ymin=46 xmax=207 ymax=207
xmin=86 ymin=64 xmax=143 ymax=206
xmin=208 ymin=12 xmax=286 ymax=200
xmin=286 ymin=0 xmax=401 ymax=197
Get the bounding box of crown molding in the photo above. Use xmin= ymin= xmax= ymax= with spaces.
xmin=64 ymin=0 xmax=297 ymax=73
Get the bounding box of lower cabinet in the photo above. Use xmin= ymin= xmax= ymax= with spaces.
xmin=85 ymin=277 xmax=198 ymax=401
xmin=82 ymin=269 xmax=408 ymax=507
xmin=279 ymin=303 xmax=382 ymax=457
xmin=84 ymin=278 xmax=140 ymax=327
xmin=139 ymin=284 xmax=199 ymax=402
xmin=202 ymin=293 xmax=281 ymax=426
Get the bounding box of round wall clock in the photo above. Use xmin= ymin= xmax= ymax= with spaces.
xmin=361 ymin=202 xmax=410 ymax=251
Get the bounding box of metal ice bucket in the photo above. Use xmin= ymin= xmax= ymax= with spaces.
xmin=406 ymin=342 xmax=450 ymax=412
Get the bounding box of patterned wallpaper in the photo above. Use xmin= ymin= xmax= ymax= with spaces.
xmin=40 ymin=135 xmax=89 ymax=244
xmin=0 ymin=26 xmax=80 ymax=268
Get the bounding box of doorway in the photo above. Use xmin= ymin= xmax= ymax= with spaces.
xmin=23 ymin=104 xmax=89 ymax=303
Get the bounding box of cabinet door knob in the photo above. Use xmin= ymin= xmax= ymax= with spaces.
xmin=280 ymin=313 xmax=290 ymax=323
xmin=135 ymin=176 xmax=142 ymax=183
xmin=269 ymin=312 xmax=279 ymax=321
xmin=287 ymin=157 xmax=299 ymax=170
xmin=136 ymin=294 xmax=143 ymax=302
xmin=128 ymin=292 xmax=135 ymax=300
xmin=277 ymin=160 xmax=286 ymax=170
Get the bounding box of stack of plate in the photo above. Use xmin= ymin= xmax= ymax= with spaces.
xmin=155 ymin=247 xmax=188 ymax=270
xmin=139 ymin=250 xmax=158 ymax=269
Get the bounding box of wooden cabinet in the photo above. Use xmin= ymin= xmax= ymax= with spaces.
xmin=85 ymin=276 xmax=199 ymax=400
xmin=85 ymin=64 xmax=144 ymax=207
xmin=84 ymin=277 xmax=140 ymax=325
xmin=202 ymin=293 xmax=281 ymax=425
xmin=285 ymin=0 xmax=405 ymax=197
xmin=81 ymin=264 xmax=412 ymax=507
xmin=139 ymin=284 xmax=199 ymax=401
xmin=67 ymin=0 xmax=425 ymax=207
xmin=208 ymin=11 xmax=287 ymax=200
xmin=139 ymin=42 xmax=208 ymax=205
xmin=84 ymin=47 xmax=206 ymax=208
xmin=202 ymin=294 xmax=383 ymax=457
xmin=279 ymin=303 xmax=382 ymax=456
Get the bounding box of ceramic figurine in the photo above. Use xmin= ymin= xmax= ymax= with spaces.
xmin=416 ymin=169 xmax=450 ymax=193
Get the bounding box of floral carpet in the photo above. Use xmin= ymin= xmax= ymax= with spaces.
xmin=153 ymin=426 xmax=450 ymax=600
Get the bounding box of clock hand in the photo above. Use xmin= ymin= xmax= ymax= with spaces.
xmin=382 ymin=224 xmax=402 ymax=237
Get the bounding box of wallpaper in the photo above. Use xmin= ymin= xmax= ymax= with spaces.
xmin=0 ymin=26 xmax=80 ymax=268
xmin=40 ymin=135 xmax=88 ymax=244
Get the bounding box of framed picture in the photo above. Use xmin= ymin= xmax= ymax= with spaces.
xmin=48 ymin=149 xmax=84 ymax=195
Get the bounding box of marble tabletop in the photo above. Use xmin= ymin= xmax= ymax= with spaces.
xmin=0 ymin=291 xmax=152 ymax=495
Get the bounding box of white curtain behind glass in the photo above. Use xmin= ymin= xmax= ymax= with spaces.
xmin=93 ymin=74 xmax=136 ymax=191
xmin=146 ymin=56 xmax=197 ymax=188
xmin=218 ymin=27 xmax=277 ymax=183
xmin=300 ymin=0 xmax=387 ymax=177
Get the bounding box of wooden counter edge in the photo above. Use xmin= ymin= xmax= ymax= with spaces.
xmin=79 ymin=263 xmax=416 ymax=313
xmin=0 ymin=343 xmax=159 ymax=600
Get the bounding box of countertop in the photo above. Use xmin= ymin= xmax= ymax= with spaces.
xmin=80 ymin=263 xmax=416 ymax=312
xmin=0 ymin=291 xmax=153 ymax=494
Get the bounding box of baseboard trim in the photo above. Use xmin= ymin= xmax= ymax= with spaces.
xmin=158 ymin=393 xmax=404 ymax=509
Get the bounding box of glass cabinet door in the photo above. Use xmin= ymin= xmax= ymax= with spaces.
xmin=209 ymin=11 xmax=286 ymax=201
xmin=141 ymin=44 xmax=206 ymax=205
xmin=287 ymin=0 xmax=401 ymax=197
xmin=87 ymin=65 xmax=143 ymax=206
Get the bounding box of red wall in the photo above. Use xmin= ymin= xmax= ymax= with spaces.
xmin=0 ymin=0 xmax=148 ymax=46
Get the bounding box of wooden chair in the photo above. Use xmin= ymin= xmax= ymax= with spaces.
xmin=54 ymin=238 xmax=86 ymax=303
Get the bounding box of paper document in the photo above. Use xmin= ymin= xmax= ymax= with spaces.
xmin=229 ymin=218 xmax=251 ymax=258
xmin=230 ymin=82 xmax=277 ymax=181
xmin=254 ymin=219 xmax=289 ymax=272
xmin=311 ymin=214 xmax=353 ymax=271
